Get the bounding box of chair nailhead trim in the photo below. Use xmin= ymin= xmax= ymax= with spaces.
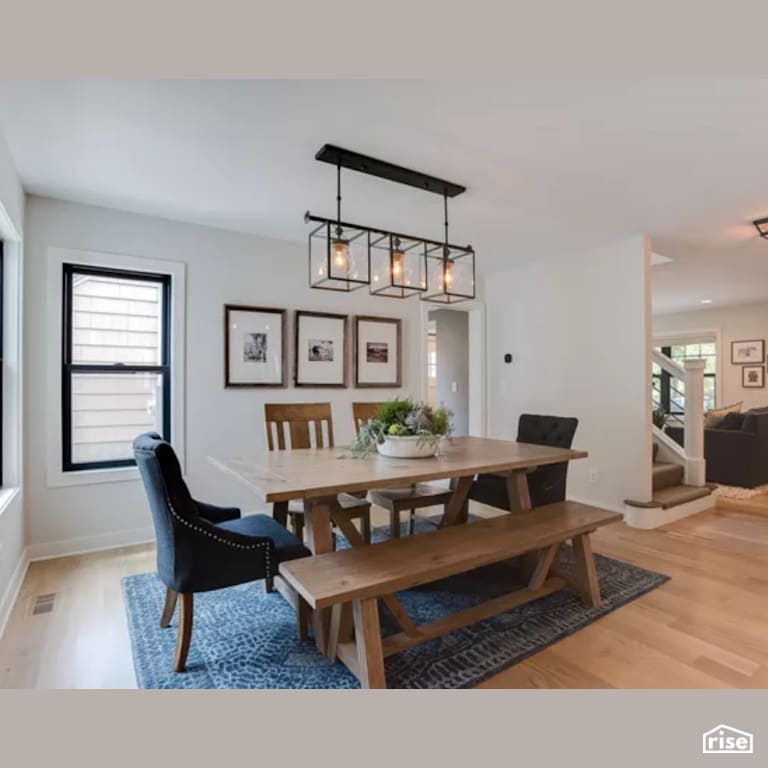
xmin=167 ymin=498 xmax=271 ymax=575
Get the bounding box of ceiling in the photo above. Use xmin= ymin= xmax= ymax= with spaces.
xmin=2 ymin=80 xmax=768 ymax=312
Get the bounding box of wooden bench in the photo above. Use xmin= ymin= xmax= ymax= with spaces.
xmin=280 ymin=500 xmax=621 ymax=688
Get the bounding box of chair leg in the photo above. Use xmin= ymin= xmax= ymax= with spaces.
xmin=273 ymin=500 xmax=288 ymax=527
xmin=160 ymin=587 xmax=177 ymax=628
xmin=297 ymin=597 xmax=310 ymax=641
xmin=390 ymin=508 xmax=401 ymax=539
xmin=360 ymin=511 xmax=371 ymax=544
xmin=408 ymin=509 xmax=416 ymax=536
xmin=294 ymin=514 xmax=305 ymax=542
xmin=173 ymin=593 xmax=194 ymax=673
xmin=265 ymin=576 xmax=274 ymax=593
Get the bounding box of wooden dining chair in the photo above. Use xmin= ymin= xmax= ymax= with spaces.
xmin=352 ymin=402 xmax=454 ymax=538
xmin=265 ymin=403 xmax=371 ymax=545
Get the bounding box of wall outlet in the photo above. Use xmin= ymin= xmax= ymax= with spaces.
xmin=588 ymin=469 xmax=598 ymax=484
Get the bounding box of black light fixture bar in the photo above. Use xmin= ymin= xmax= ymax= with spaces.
xmin=315 ymin=144 xmax=466 ymax=198
xmin=304 ymin=211 xmax=473 ymax=253
xmin=754 ymin=216 xmax=768 ymax=239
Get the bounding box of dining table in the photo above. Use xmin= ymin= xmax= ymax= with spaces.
xmin=209 ymin=436 xmax=588 ymax=654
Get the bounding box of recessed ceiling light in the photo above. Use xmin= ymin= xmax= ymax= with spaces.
xmin=701 ymin=299 xmax=713 ymax=304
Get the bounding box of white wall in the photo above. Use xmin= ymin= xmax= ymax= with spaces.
xmin=653 ymin=302 xmax=768 ymax=411
xmin=429 ymin=309 xmax=469 ymax=436
xmin=0 ymin=130 xmax=25 ymax=630
xmin=24 ymin=196 xmax=428 ymax=556
xmin=485 ymin=235 xmax=652 ymax=510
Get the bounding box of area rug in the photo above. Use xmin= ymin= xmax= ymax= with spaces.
xmin=122 ymin=520 xmax=669 ymax=689
xmin=712 ymin=483 xmax=768 ymax=500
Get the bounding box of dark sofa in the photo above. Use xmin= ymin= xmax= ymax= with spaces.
xmin=666 ymin=407 xmax=768 ymax=488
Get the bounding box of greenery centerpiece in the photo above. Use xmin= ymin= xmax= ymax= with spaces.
xmin=348 ymin=398 xmax=453 ymax=458
xmin=652 ymin=406 xmax=667 ymax=430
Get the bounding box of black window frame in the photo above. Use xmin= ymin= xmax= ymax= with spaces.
xmin=653 ymin=344 xmax=716 ymax=415
xmin=62 ymin=263 xmax=171 ymax=472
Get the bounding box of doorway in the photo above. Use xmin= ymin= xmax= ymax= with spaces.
xmin=427 ymin=309 xmax=470 ymax=435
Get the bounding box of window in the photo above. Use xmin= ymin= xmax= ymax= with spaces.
xmin=62 ymin=264 xmax=171 ymax=471
xmin=653 ymin=341 xmax=717 ymax=414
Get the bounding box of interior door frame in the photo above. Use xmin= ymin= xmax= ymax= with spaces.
xmin=419 ymin=300 xmax=487 ymax=437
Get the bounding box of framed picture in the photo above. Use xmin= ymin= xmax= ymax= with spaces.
xmin=731 ymin=339 xmax=765 ymax=364
xmin=743 ymin=365 xmax=765 ymax=388
xmin=224 ymin=305 xmax=286 ymax=387
xmin=294 ymin=310 xmax=348 ymax=387
xmin=354 ymin=315 xmax=402 ymax=388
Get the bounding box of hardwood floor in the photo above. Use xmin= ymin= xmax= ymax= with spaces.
xmin=1 ymin=499 xmax=767 ymax=689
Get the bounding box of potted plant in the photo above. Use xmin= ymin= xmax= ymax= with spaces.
xmin=348 ymin=398 xmax=453 ymax=458
xmin=652 ymin=406 xmax=667 ymax=430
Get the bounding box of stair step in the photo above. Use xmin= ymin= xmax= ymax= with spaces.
xmin=653 ymin=462 xmax=685 ymax=491
xmin=652 ymin=484 xmax=712 ymax=509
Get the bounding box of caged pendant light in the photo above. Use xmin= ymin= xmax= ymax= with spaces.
xmin=305 ymin=145 xmax=475 ymax=302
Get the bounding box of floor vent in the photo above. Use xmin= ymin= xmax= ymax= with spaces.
xmin=32 ymin=593 xmax=56 ymax=616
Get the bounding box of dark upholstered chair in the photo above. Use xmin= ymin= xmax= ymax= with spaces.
xmin=469 ymin=414 xmax=579 ymax=510
xmin=133 ymin=432 xmax=311 ymax=672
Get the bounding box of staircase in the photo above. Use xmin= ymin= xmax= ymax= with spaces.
xmin=624 ymin=351 xmax=714 ymax=527
xmin=651 ymin=457 xmax=712 ymax=509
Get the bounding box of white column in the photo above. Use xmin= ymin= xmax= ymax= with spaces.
xmin=683 ymin=358 xmax=706 ymax=486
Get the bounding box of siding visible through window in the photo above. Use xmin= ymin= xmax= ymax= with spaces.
xmin=62 ymin=264 xmax=171 ymax=471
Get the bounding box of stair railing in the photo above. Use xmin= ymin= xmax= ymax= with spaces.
xmin=651 ymin=350 xmax=706 ymax=486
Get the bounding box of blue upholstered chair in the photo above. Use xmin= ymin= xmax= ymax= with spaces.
xmin=469 ymin=415 xmax=579 ymax=510
xmin=133 ymin=432 xmax=311 ymax=672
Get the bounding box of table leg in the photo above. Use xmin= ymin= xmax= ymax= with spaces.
xmin=438 ymin=475 xmax=475 ymax=528
xmin=302 ymin=496 xmax=336 ymax=655
xmin=505 ymin=469 xmax=538 ymax=581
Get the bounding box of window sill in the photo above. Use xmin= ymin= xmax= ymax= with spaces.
xmin=46 ymin=465 xmax=140 ymax=489
xmin=0 ymin=486 xmax=21 ymax=516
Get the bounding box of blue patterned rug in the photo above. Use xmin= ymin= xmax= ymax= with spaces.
xmin=122 ymin=518 xmax=669 ymax=689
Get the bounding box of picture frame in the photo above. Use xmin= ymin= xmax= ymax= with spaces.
xmin=354 ymin=315 xmax=402 ymax=388
xmin=731 ymin=339 xmax=765 ymax=365
xmin=224 ymin=305 xmax=287 ymax=387
xmin=294 ymin=310 xmax=348 ymax=387
xmin=743 ymin=365 xmax=765 ymax=389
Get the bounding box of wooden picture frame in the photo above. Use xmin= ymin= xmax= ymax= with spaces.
xmin=294 ymin=310 xmax=349 ymax=387
xmin=743 ymin=365 xmax=765 ymax=388
xmin=354 ymin=315 xmax=403 ymax=388
xmin=224 ymin=305 xmax=287 ymax=388
xmin=731 ymin=339 xmax=765 ymax=365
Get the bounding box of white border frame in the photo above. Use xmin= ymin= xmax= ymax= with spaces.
xmin=0 ymin=200 xmax=23 ymax=511
xmin=46 ymin=246 xmax=186 ymax=488
xmin=420 ymin=299 xmax=487 ymax=437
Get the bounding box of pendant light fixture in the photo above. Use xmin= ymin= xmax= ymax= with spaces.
xmin=308 ymin=162 xmax=370 ymax=291
xmin=422 ymin=194 xmax=475 ymax=304
xmin=306 ymin=144 xmax=475 ymax=302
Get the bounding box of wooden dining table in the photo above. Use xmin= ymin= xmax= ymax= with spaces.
xmin=210 ymin=436 xmax=587 ymax=653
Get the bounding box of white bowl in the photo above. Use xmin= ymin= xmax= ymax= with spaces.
xmin=376 ymin=435 xmax=439 ymax=459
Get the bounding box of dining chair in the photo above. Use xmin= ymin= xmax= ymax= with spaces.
xmin=265 ymin=403 xmax=372 ymax=544
xmin=468 ymin=414 xmax=579 ymax=510
xmin=133 ymin=432 xmax=311 ymax=673
xmin=352 ymin=401 xmax=454 ymax=537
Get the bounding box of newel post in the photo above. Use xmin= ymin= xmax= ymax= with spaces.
xmin=683 ymin=358 xmax=706 ymax=486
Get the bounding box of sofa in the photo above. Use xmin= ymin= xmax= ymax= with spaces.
xmin=666 ymin=407 xmax=768 ymax=488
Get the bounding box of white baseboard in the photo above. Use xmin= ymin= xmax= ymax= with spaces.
xmin=623 ymin=493 xmax=715 ymax=530
xmin=0 ymin=547 xmax=29 ymax=640
xmin=26 ymin=526 xmax=155 ymax=562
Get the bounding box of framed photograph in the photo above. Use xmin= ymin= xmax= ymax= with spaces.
xmin=224 ymin=305 xmax=286 ymax=387
xmin=354 ymin=315 xmax=402 ymax=388
xmin=743 ymin=365 xmax=765 ymax=388
xmin=731 ymin=339 xmax=765 ymax=364
xmin=294 ymin=310 xmax=348 ymax=387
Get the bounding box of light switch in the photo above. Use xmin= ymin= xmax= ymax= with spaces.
xmin=451 ymin=381 xmax=458 ymax=393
